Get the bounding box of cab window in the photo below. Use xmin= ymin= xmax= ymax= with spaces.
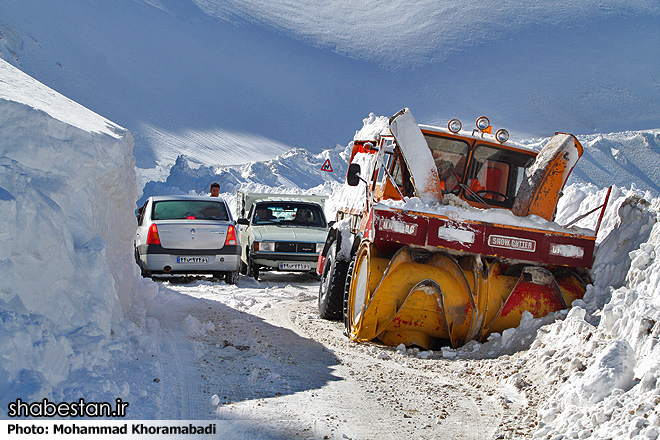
xmin=390 ymin=153 xmax=415 ymax=197
xmin=424 ymin=134 xmax=470 ymax=194
xmin=424 ymin=135 xmax=470 ymax=175
xmin=465 ymin=145 xmax=535 ymax=207
xmin=374 ymin=139 xmax=396 ymax=186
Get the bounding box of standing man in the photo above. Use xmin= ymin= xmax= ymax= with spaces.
xmin=209 ymin=182 xmax=220 ymax=197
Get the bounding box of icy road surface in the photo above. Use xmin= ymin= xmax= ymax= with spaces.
xmin=132 ymin=272 xmax=546 ymax=440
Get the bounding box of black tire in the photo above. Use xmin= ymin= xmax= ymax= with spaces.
xmin=318 ymin=241 xmax=349 ymax=320
xmin=247 ymin=254 xmax=259 ymax=280
xmin=225 ymin=270 xmax=239 ymax=285
xmin=239 ymin=259 xmax=248 ymax=275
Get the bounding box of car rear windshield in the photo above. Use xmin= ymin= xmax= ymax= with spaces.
xmin=152 ymin=200 xmax=229 ymax=221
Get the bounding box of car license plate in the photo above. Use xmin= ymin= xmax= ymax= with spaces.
xmin=176 ymin=256 xmax=209 ymax=264
xmin=279 ymin=262 xmax=310 ymax=270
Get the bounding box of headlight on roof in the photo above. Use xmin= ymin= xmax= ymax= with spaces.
xmin=447 ymin=118 xmax=462 ymax=133
xmin=476 ymin=116 xmax=490 ymax=131
xmin=495 ymin=128 xmax=509 ymax=143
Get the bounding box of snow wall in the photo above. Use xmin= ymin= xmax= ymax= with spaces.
xmin=0 ymin=60 xmax=141 ymax=408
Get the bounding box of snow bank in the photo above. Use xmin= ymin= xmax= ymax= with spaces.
xmin=0 ymin=59 xmax=143 ymax=409
xmin=523 ymin=188 xmax=660 ymax=439
xmin=354 ymin=113 xmax=389 ymax=142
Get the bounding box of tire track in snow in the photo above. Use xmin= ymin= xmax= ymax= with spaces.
xmin=147 ymin=281 xmax=214 ymax=421
xmin=158 ymin=324 xmax=211 ymax=420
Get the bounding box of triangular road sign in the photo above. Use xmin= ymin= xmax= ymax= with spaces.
xmin=321 ymin=159 xmax=333 ymax=172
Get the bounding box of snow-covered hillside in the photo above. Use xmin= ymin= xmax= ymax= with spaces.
xmin=136 ymin=146 xmax=350 ymax=222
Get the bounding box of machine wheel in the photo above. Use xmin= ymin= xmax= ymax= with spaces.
xmin=318 ymin=241 xmax=349 ymax=320
xmin=239 ymin=259 xmax=248 ymax=275
xmin=225 ymin=270 xmax=239 ymax=285
xmin=345 ymin=245 xmax=371 ymax=340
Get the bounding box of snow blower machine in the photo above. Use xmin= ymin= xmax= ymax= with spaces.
xmin=317 ymin=108 xmax=609 ymax=349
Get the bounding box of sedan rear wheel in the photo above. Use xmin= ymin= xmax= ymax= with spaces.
xmin=225 ymin=270 xmax=239 ymax=285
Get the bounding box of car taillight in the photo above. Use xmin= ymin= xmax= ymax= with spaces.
xmin=147 ymin=224 xmax=161 ymax=245
xmin=225 ymin=225 xmax=237 ymax=246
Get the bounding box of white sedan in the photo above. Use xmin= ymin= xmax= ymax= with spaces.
xmin=134 ymin=195 xmax=241 ymax=284
xmin=237 ymin=201 xmax=328 ymax=280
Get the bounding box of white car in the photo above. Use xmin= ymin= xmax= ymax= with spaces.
xmin=134 ymin=195 xmax=241 ymax=284
xmin=236 ymin=193 xmax=329 ymax=280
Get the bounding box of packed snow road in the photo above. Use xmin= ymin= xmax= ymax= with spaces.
xmin=144 ymin=272 xmax=542 ymax=440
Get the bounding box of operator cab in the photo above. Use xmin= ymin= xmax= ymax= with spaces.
xmin=368 ymin=117 xmax=537 ymax=210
